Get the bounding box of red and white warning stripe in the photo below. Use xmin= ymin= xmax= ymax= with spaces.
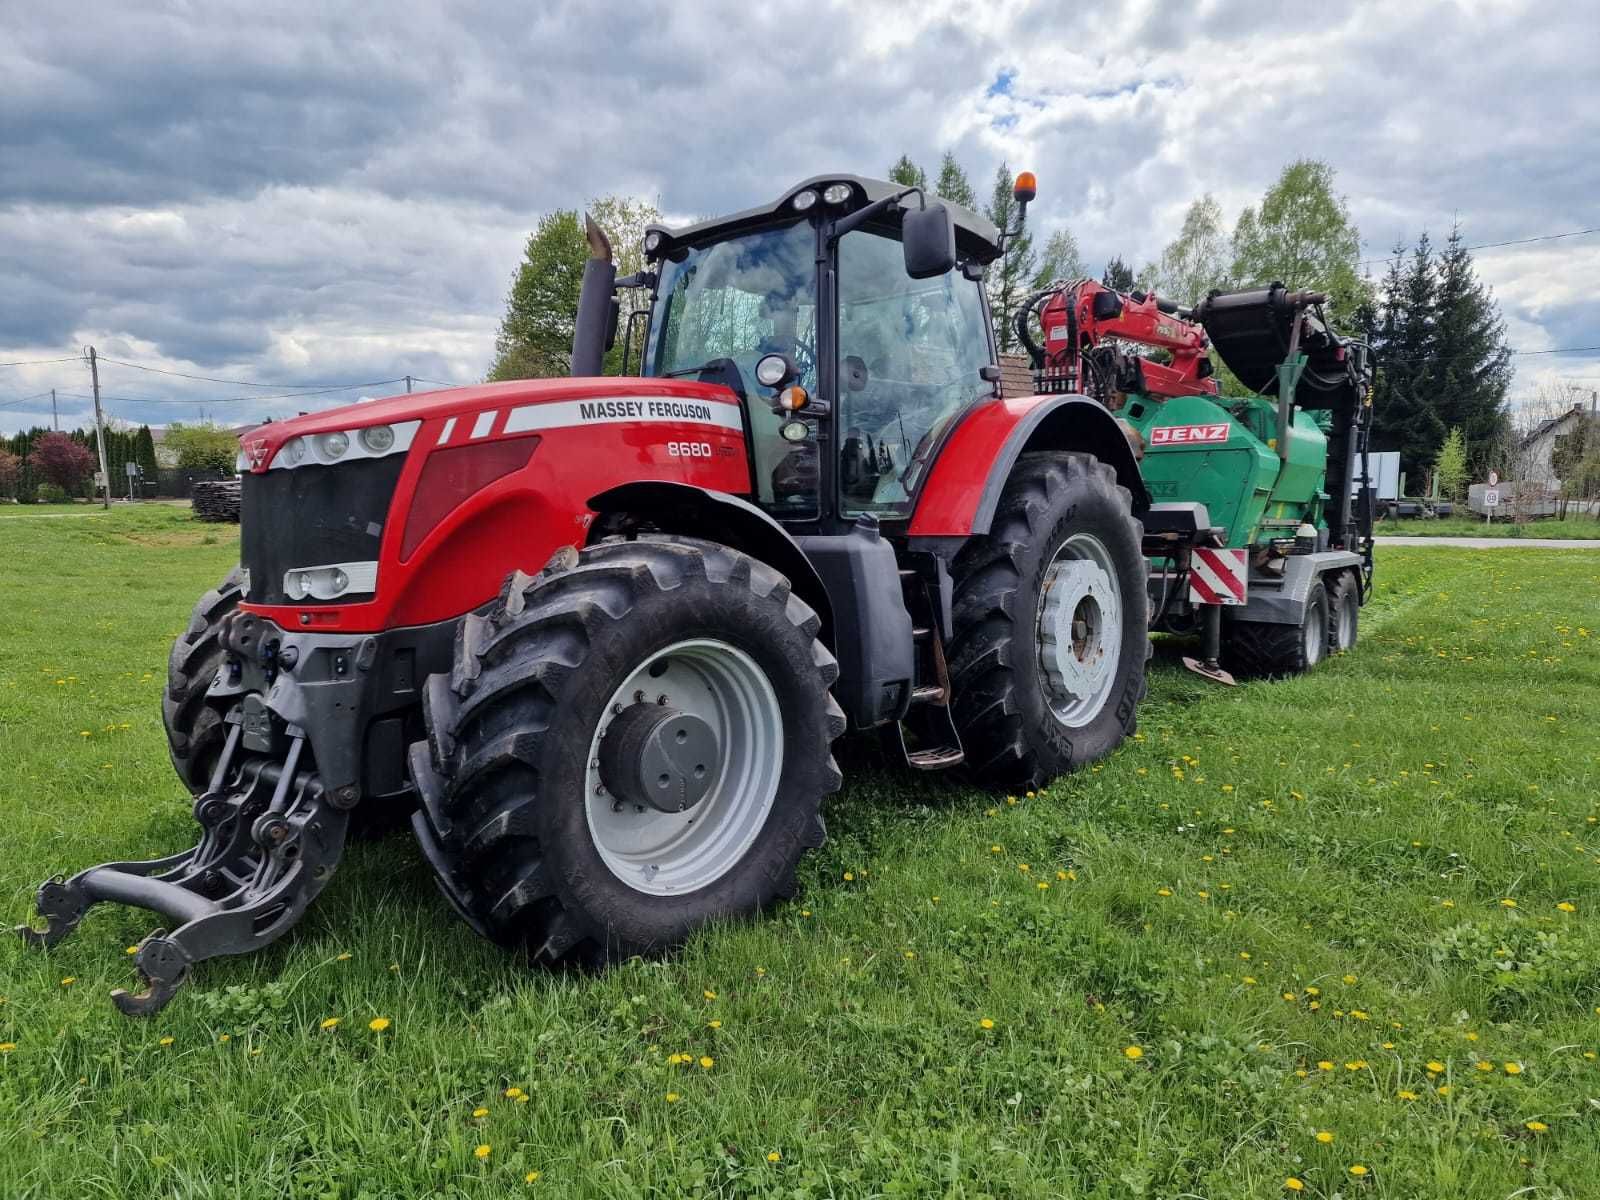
xmin=1188 ymin=547 xmax=1248 ymax=606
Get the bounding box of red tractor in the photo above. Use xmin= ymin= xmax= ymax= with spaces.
xmin=19 ymin=174 xmax=1161 ymax=1013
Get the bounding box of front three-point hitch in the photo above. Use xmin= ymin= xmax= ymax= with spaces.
xmin=15 ymin=717 xmax=351 ymax=1016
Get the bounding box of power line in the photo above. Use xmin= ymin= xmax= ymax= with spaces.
xmin=96 ymin=356 xmax=393 ymax=390
xmin=52 ymin=379 xmax=407 ymax=404
xmin=0 ymin=355 xmax=81 ymax=368
xmin=1360 ymin=226 xmax=1600 ymax=269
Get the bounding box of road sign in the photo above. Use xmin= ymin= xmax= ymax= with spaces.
xmin=1484 ymin=489 xmax=1501 ymax=508
xmin=125 ymin=461 xmax=140 ymax=477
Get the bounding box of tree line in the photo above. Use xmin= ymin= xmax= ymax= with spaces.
xmin=487 ymin=155 xmax=1513 ymax=485
xmin=0 ymin=422 xmax=237 ymax=503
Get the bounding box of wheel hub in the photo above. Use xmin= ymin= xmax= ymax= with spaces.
xmin=1036 ymin=534 xmax=1123 ymax=728
xmin=598 ymin=702 xmax=719 ymax=814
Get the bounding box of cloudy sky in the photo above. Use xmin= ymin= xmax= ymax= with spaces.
xmin=3 ymin=0 xmax=1597 ymax=435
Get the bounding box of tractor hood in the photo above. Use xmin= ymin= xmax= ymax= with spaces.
xmin=236 ymin=377 xmax=741 ymax=472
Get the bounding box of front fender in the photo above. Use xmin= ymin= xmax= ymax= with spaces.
xmin=908 ymin=395 xmax=1150 ymax=537
xmin=586 ymin=481 xmax=834 ymax=648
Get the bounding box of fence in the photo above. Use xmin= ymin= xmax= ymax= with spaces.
xmin=0 ymin=465 xmax=231 ymax=503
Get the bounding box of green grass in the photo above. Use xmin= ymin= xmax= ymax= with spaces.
xmin=2 ymin=505 xmax=1598 ymax=1199
xmin=1379 ymin=514 xmax=1600 ymax=539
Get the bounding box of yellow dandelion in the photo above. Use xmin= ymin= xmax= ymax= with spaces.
xmin=1474 ymin=1060 xmax=1493 ymax=1072
xmin=708 ymin=1018 xmax=723 ymax=1028
xmin=1283 ymin=992 xmax=1297 ymax=1002
xmin=698 ymin=1056 xmax=714 ymax=1070
xmin=1349 ymin=1164 xmax=1368 ymax=1177
xmin=1316 ymin=1130 xmax=1335 ymax=1144
xmin=1525 ymin=1120 xmax=1548 ymax=1133
xmin=525 ymin=1171 xmax=541 ymax=1183
xmin=1557 ymin=902 xmax=1576 ymax=912
xmin=990 ymin=844 xmax=1002 ymax=854
xmin=1123 ymin=1045 xmax=1143 ymax=1059
xmin=368 ymin=1017 xmax=391 ymax=1033
xmin=1504 ymin=1061 xmax=1522 ymax=1075
xmin=473 ymin=1107 xmax=489 ymax=1118
xmin=158 ymin=1036 xmax=174 ymax=1047
xmin=842 ymin=871 xmax=854 ymax=881
xmin=703 ymin=989 xmax=717 ymax=1000
xmin=320 ymin=1017 xmax=340 ymax=1031
xmin=218 ymin=1034 xmax=230 ymax=1044
xmin=1285 ymin=1179 xmax=1305 ymax=1192
xmin=60 ymin=977 xmax=75 ymax=987
xmin=767 ymin=1151 xmax=782 ymax=1163
xmin=1398 ymin=1089 xmax=1419 ymax=1100
xmin=474 ymin=1144 xmax=491 ymax=1160
xmin=1305 ymin=987 xmax=1320 ymax=996
xmin=1318 ymin=1061 xmax=1334 ymax=1072
xmin=665 ymin=1092 xmax=681 ymax=1103
xmin=335 ymin=952 xmax=352 ymax=961
xmin=125 ymin=945 xmax=139 ymax=955
xmin=504 ymin=1086 xmax=524 ymax=1099
xmin=1156 ymin=887 xmax=1172 ymax=897
xmin=1426 ymin=1060 xmax=1446 ymax=1073
xmin=1437 ymin=1084 xmax=1451 ymax=1095
xmin=1037 ymin=881 xmax=1049 ymax=890
xmin=979 ymin=1018 xmax=995 ymax=1030
xmin=1500 ymin=898 xmax=1517 ymax=908
xmin=1342 ymin=974 xmax=1358 ymax=985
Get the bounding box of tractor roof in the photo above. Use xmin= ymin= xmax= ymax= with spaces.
xmin=645 ymin=174 xmax=1002 ymax=264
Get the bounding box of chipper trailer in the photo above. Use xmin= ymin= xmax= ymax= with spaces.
xmin=18 ymin=173 xmax=1373 ymax=1013
xmin=1014 ymin=276 xmax=1376 ymax=682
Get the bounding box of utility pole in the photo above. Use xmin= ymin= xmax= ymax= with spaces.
xmin=87 ymin=347 xmax=111 ymax=510
xmin=405 ymin=375 xmax=413 ymax=394
xmin=51 ymin=388 xmax=58 ymax=431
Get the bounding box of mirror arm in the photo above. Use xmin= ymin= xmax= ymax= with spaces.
xmin=828 ymin=186 xmax=920 ymax=244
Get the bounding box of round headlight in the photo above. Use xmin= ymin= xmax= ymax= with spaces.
xmin=791 ymin=189 xmax=818 ymax=212
xmin=288 ymin=571 xmax=310 ymax=600
xmin=318 ymin=431 xmax=350 ymax=460
xmin=358 ymin=424 xmax=396 ymax=453
xmin=779 ymin=419 xmax=809 ymax=443
xmin=644 ymin=230 xmax=662 ymax=254
xmin=331 ymin=569 xmax=349 ymax=592
xmin=755 ymin=354 xmax=790 ymax=388
xmin=279 ymin=437 xmax=306 ymax=466
xmin=822 ymin=183 xmax=852 ymax=205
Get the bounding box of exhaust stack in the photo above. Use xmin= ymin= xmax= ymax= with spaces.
xmin=570 ymin=215 xmax=618 ymax=378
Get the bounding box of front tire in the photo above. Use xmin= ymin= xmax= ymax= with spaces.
xmin=164 ymin=567 xmax=244 ymax=793
xmin=1328 ymin=570 xmax=1360 ymax=654
xmin=410 ymin=537 xmax=844 ymax=964
xmin=948 ymin=452 xmax=1149 ymax=790
xmin=1225 ymin=578 xmax=1330 ymax=677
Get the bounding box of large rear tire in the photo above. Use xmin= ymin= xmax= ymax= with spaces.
xmin=947 ymin=452 xmax=1149 ymax=790
xmin=163 ymin=567 xmax=244 ymax=793
xmin=410 ymin=536 xmax=844 ymax=965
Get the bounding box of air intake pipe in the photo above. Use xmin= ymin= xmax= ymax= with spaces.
xmin=571 ymin=215 xmax=619 ymax=378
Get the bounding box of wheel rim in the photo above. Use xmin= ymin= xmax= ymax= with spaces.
xmin=1336 ymin=591 xmax=1358 ymax=650
xmin=584 ymin=639 xmax=783 ymax=895
xmin=1036 ymin=532 xmax=1123 ymax=728
xmin=1304 ymin=595 xmax=1327 ymax=665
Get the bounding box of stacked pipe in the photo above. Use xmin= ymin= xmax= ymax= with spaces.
xmin=191 ymin=479 xmax=241 ymax=523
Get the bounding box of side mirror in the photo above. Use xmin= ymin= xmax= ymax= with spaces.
xmin=902 ymin=202 xmax=957 ymax=279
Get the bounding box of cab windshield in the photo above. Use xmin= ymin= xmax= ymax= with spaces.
xmin=645 ymin=221 xmax=818 ymax=514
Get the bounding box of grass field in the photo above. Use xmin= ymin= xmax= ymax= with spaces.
xmin=1378 ymin=514 xmax=1600 ymax=539
xmin=2 ymin=505 xmax=1597 ymax=1199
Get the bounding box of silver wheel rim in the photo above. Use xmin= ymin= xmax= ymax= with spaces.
xmin=1336 ymin=591 xmax=1358 ymax=650
xmin=1036 ymin=532 xmax=1123 ymax=728
xmin=584 ymin=639 xmax=782 ymax=895
xmin=1304 ymin=595 xmax=1326 ymax=665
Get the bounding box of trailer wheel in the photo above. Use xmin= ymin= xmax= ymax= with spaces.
xmin=1328 ymin=570 xmax=1360 ymax=653
xmin=948 ymin=452 xmax=1148 ymax=790
xmin=163 ymin=567 xmax=244 ymax=793
xmin=1225 ymin=579 xmax=1330 ymax=677
xmin=410 ymin=537 xmax=844 ymax=965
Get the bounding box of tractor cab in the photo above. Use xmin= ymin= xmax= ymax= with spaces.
xmin=598 ymin=176 xmax=1008 ymax=529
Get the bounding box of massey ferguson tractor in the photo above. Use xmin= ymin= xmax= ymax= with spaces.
xmin=17 ymin=173 xmax=1374 ymax=1013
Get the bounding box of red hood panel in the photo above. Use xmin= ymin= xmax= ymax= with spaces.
xmin=238 ymin=376 xmax=739 ymax=471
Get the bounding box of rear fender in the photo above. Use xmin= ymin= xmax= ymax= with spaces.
xmin=586 ymin=482 xmax=833 ymax=648
xmin=908 ymin=395 xmax=1150 ymax=537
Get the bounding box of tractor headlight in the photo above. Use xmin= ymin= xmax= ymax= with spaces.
xmin=644 ymin=230 xmax=662 ymax=255
xmin=279 ymin=437 xmax=307 ymax=467
xmin=822 ymin=183 xmax=852 ymax=205
xmin=318 ymin=431 xmax=350 ymax=460
xmin=791 ymin=188 xmax=818 ymax=212
xmin=283 ymin=561 xmax=378 ymax=601
xmin=779 ymin=419 xmax=809 ymax=443
xmin=755 ymin=354 xmax=790 ymax=388
xmin=358 ymin=424 xmax=395 ymax=453
xmin=268 ymin=420 xmax=419 ymax=470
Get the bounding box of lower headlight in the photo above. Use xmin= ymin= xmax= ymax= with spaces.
xmin=318 ymin=431 xmax=350 ymax=459
xmin=358 ymin=424 xmax=395 ymax=453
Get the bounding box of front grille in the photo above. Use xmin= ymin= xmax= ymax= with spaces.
xmin=240 ymin=456 xmax=407 ymax=605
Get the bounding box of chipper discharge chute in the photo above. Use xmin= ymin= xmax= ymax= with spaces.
xmin=21 ymin=171 xmax=1172 ymax=1014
